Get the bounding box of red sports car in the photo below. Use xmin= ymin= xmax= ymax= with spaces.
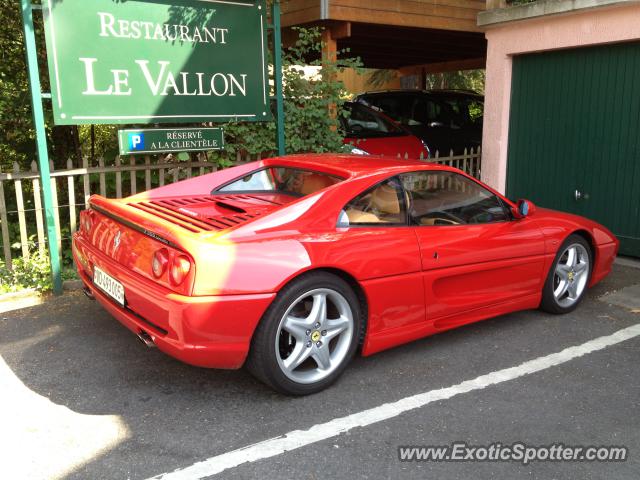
xmin=73 ymin=155 xmax=618 ymax=395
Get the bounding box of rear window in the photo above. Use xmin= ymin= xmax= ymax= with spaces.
xmin=215 ymin=167 xmax=344 ymax=197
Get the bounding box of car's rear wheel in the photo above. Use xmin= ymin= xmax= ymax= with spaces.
xmin=540 ymin=234 xmax=592 ymax=314
xmin=246 ymin=272 xmax=362 ymax=395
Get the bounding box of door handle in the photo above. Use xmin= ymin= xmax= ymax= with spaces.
xmin=575 ymin=189 xmax=590 ymax=201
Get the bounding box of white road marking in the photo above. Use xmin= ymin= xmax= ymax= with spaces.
xmin=148 ymin=323 xmax=640 ymax=480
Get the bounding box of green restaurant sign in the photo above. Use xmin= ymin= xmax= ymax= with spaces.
xmin=118 ymin=127 xmax=224 ymax=155
xmin=42 ymin=0 xmax=270 ymax=125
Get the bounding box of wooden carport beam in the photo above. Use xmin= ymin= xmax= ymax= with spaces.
xmin=321 ymin=22 xmax=351 ymax=62
xmin=330 ymin=21 xmax=352 ymax=40
xmin=281 ymin=0 xmax=485 ymax=33
xmin=400 ymin=57 xmax=486 ymax=75
xmin=282 ymin=21 xmax=351 ymax=49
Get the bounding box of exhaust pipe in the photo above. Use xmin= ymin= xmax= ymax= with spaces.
xmin=83 ymin=286 xmax=95 ymax=300
xmin=137 ymin=330 xmax=156 ymax=348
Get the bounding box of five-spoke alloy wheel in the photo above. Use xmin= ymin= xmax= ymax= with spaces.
xmin=247 ymin=272 xmax=362 ymax=395
xmin=276 ymin=288 xmax=354 ymax=384
xmin=541 ymin=234 xmax=592 ymax=314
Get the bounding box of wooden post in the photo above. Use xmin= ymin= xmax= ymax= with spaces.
xmin=49 ymin=161 xmax=62 ymax=264
xmin=31 ymin=161 xmax=45 ymax=254
xmin=82 ymin=156 xmax=91 ymax=208
xmin=13 ymin=162 xmax=29 ymax=259
xmin=322 ymin=28 xmax=338 ymax=121
xmin=99 ymin=157 xmax=106 ymax=196
xmin=115 ymin=156 xmax=122 ymax=198
xmin=159 ymin=159 xmax=165 ymax=187
xmin=67 ymin=158 xmax=77 ymax=234
xmin=145 ymin=156 xmax=151 ymax=190
xmin=0 ymin=179 xmax=12 ymax=268
xmin=199 ymin=153 xmax=205 ymax=176
xmin=130 ymin=156 xmax=137 ymax=195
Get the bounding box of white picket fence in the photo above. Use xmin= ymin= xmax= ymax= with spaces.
xmin=0 ymin=147 xmax=481 ymax=268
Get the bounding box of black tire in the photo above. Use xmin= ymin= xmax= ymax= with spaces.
xmin=540 ymin=234 xmax=593 ymax=314
xmin=246 ymin=272 xmax=362 ymax=395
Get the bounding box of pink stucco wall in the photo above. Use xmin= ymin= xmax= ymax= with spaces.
xmin=481 ymin=3 xmax=640 ymax=193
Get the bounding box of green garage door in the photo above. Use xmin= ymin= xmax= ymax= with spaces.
xmin=507 ymin=42 xmax=640 ymax=257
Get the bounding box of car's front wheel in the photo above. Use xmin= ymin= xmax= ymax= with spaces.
xmin=246 ymin=272 xmax=362 ymax=395
xmin=540 ymin=234 xmax=592 ymax=314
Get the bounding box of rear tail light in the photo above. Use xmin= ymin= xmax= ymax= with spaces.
xmin=152 ymin=249 xmax=169 ymax=278
xmin=170 ymin=255 xmax=191 ymax=285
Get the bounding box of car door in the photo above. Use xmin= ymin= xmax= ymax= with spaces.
xmin=400 ymin=171 xmax=546 ymax=324
xmin=334 ymin=177 xmax=426 ymax=337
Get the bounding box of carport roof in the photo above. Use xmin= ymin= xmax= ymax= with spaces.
xmin=334 ymin=22 xmax=486 ymax=69
xmin=281 ymin=0 xmax=487 ymax=69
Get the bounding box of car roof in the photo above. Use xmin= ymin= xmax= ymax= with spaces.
xmin=357 ymin=89 xmax=483 ymax=100
xmin=262 ymin=154 xmax=453 ymax=179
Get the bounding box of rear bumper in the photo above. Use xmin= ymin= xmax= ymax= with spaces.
xmin=73 ymin=233 xmax=275 ymax=369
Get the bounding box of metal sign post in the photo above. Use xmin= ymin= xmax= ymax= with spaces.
xmin=20 ymin=1 xmax=63 ymax=294
xmin=271 ymin=0 xmax=286 ymax=156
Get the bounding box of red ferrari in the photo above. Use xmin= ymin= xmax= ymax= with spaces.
xmin=73 ymin=155 xmax=618 ymax=395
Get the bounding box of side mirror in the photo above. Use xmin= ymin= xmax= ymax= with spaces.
xmin=513 ymin=199 xmax=536 ymax=218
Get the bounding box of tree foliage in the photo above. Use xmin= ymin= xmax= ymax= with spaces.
xmin=0 ymin=0 xmax=37 ymax=170
xmin=0 ymin=9 xmax=361 ymax=172
xmin=425 ymin=69 xmax=485 ymax=94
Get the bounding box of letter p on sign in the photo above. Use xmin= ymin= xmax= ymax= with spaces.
xmin=128 ymin=133 xmax=144 ymax=152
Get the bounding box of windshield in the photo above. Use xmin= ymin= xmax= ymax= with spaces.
xmin=215 ymin=167 xmax=344 ymax=197
xmin=341 ymin=103 xmax=407 ymax=138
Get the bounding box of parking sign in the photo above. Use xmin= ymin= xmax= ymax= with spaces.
xmin=128 ymin=133 xmax=145 ymax=152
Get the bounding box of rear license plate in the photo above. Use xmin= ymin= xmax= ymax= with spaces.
xmin=93 ymin=266 xmax=125 ymax=307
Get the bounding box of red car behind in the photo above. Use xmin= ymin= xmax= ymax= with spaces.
xmin=342 ymin=102 xmax=429 ymax=159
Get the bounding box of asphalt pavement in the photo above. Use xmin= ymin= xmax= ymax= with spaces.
xmin=1 ymin=263 xmax=639 ymax=480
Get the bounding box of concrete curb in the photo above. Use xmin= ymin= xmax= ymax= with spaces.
xmin=0 ymin=289 xmax=46 ymax=314
xmin=0 ymin=279 xmax=83 ymax=314
xmin=615 ymin=256 xmax=640 ymax=270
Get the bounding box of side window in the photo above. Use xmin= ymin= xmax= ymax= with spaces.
xmin=339 ymin=177 xmax=406 ymax=227
xmin=409 ymin=98 xmax=429 ymax=126
xmin=401 ymin=171 xmax=511 ymax=226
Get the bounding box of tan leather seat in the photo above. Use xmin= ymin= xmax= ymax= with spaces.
xmin=371 ymin=184 xmax=400 ymax=214
xmin=300 ymin=174 xmax=335 ymax=196
xmin=346 ymin=209 xmax=381 ymax=223
xmin=344 ymin=183 xmax=401 ymax=225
